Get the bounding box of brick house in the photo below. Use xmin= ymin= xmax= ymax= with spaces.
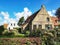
xmin=21 ymin=5 xmax=58 ymax=30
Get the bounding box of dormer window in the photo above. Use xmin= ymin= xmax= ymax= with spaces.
xmin=55 ymin=20 xmax=57 ymax=23
xmin=11 ymin=23 xmax=12 ymax=26
xmin=47 ymin=17 xmax=50 ymax=22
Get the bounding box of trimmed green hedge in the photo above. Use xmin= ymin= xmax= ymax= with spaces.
xmin=0 ymin=25 xmax=4 ymax=35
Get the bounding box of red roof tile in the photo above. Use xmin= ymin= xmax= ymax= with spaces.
xmin=51 ymin=17 xmax=58 ymax=25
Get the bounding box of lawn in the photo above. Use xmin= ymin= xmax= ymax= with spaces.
xmin=55 ymin=42 xmax=60 ymax=45
xmin=0 ymin=35 xmax=15 ymax=38
xmin=56 ymin=42 xmax=60 ymax=45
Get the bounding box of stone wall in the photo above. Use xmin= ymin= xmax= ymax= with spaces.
xmin=0 ymin=37 xmax=41 ymax=45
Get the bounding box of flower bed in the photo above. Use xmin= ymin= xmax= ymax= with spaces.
xmin=0 ymin=37 xmax=41 ymax=45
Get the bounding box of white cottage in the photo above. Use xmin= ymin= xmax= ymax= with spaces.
xmin=7 ymin=21 xmax=19 ymax=30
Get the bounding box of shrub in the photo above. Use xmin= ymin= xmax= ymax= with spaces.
xmin=49 ymin=30 xmax=55 ymax=34
xmin=2 ymin=29 xmax=26 ymax=37
xmin=25 ymin=31 xmax=30 ymax=37
xmin=36 ymin=29 xmax=42 ymax=37
xmin=18 ymin=28 xmax=21 ymax=33
xmin=30 ymin=31 xmax=36 ymax=37
xmin=41 ymin=30 xmax=55 ymax=45
xmin=30 ymin=29 xmax=42 ymax=37
xmin=26 ymin=41 xmax=31 ymax=45
xmin=3 ymin=30 xmax=14 ymax=36
xmin=9 ymin=29 xmax=20 ymax=36
xmin=13 ymin=27 xmax=19 ymax=30
xmin=2 ymin=30 xmax=8 ymax=35
xmin=2 ymin=29 xmax=20 ymax=36
xmin=0 ymin=25 xmax=4 ymax=35
xmin=42 ymin=41 xmax=45 ymax=45
xmin=16 ymin=34 xmax=25 ymax=37
xmin=54 ymin=28 xmax=58 ymax=30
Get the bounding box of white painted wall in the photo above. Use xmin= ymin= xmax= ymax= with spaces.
xmin=7 ymin=21 xmax=19 ymax=30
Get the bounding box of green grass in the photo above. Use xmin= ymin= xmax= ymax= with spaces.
xmin=57 ymin=42 xmax=60 ymax=45
xmin=55 ymin=42 xmax=60 ymax=45
xmin=0 ymin=35 xmax=15 ymax=38
xmin=0 ymin=35 xmax=27 ymax=38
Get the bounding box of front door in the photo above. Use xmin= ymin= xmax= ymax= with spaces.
xmin=45 ymin=24 xmax=52 ymax=30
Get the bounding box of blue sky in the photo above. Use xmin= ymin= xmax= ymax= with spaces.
xmin=0 ymin=0 xmax=60 ymax=25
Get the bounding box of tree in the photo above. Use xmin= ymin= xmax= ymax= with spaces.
xmin=55 ymin=7 xmax=60 ymax=18
xmin=0 ymin=25 xmax=4 ymax=35
xmin=18 ymin=17 xmax=24 ymax=26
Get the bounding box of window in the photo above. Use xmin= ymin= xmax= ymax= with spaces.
xmin=14 ymin=23 xmax=15 ymax=26
xmin=11 ymin=23 xmax=12 ymax=26
xmin=38 ymin=25 xmax=42 ymax=29
xmin=9 ymin=27 xmax=10 ymax=30
xmin=45 ymin=24 xmax=52 ymax=30
xmin=55 ymin=20 xmax=57 ymax=23
xmin=33 ymin=25 xmax=36 ymax=30
xmin=47 ymin=17 xmax=50 ymax=22
xmin=54 ymin=25 xmax=58 ymax=28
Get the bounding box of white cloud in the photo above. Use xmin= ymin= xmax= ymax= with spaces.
xmin=9 ymin=18 xmax=17 ymax=23
xmin=24 ymin=7 xmax=29 ymax=12
xmin=0 ymin=11 xmax=10 ymax=24
xmin=0 ymin=22 xmax=4 ymax=26
xmin=15 ymin=7 xmax=32 ymax=20
xmin=14 ymin=12 xmax=24 ymax=20
xmin=0 ymin=7 xmax=32 ymax=26
xmin=3 ymin=20 xmax=8 ymax=24
xmin=1 ymin=11 xmax=9 ymax=20
xmin=48 ymin=10 xmax=56 ymax=16
xmin=0 ymin=17 xmax=2 ymax=20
